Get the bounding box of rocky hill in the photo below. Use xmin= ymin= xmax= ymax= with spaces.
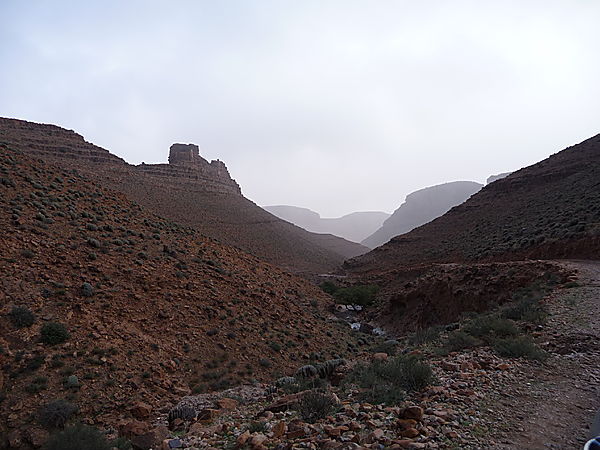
xmin=263 ymin=205 xmax=390 ymax=244
xmin=0 ymin=145 xmax=362 ymax=440
xmin=0 ymin=118 xmax=367 ymax=274
xmin=362 ymin=181 xmax=483 ymax=249
xmin=347 ymin=133 xmax=600 ymax=274
xmin=486 ymin=172 xmax=511 ymax=184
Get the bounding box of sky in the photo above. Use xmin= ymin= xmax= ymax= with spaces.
xmin=1 ymin=1 xmax=600 ymax=217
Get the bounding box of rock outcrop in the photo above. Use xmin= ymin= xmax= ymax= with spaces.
xmin=362 ymin=181 xmax=483 ymax=249
xmin=0 ymin=117 xmax=366 ymax=273
xmin=486 ymin=172 xmax=511 ymax=184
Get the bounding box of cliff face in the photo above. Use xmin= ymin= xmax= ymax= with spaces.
xmin=362 ymin=181 xmax=483 ymax=249
xmin=0 ymin=117 xmax=365 ymax=273
xmin=0 ymin=117 xmax=126 ymax=166
xmin=0 ymin=118 xmax=241 ymax=195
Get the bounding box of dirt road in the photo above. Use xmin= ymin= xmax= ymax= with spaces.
xmin=486 ymin=260 xmax=600 ymax=449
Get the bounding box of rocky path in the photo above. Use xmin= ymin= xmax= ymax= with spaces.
xmin=485 ymin=260 xmax=600 ymax=449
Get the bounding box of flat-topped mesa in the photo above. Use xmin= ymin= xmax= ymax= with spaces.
xmin=136 ymin=142 xmax=242 ymax=195
xmin=169 ymin=143 xmax=201 ymax=164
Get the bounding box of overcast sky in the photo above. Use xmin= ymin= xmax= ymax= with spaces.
xmin=2 ymin=1 xmax=599 ymax=217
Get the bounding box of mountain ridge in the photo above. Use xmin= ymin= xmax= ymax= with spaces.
xmin=263 ymin=205 xmax=389 ymax=245
xmin=347 ymin=133 xmax=600 ymax=274
xmin=0 ymin=117 xmax=367 ymax=274
xmin=361 ymin=180 xmax=483 ymax=249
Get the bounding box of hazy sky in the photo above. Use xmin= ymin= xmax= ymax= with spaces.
xmin=2 ymin=1 xmax=600 ymax=217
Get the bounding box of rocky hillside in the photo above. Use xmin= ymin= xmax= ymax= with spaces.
xmin=347 ymin=133 xmax=600 ymax=274
xmin=263 ymin=205 xmax=390 ymax=244
xmin=0 ymin=118 xmax=367 ymax=274
xmin=362 ymin=181 xmax=483 ymax=249
xmin=0 ymin=145 xmax=365 ymax=440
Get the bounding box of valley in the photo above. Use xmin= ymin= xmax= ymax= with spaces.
xmin=0 ymin=122 xmax=598 ymax=450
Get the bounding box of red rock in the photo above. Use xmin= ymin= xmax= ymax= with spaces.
xmin=440 ymin=361 xmax=460 ymax=371
xmin=366 ymin=428 xmax=384 ymax=443
xmin=197 ymin=408 xmax=220 ymax=422
xmin=372 ymin=352 xmax=388 ymax=361
xmin=249 ymin=433 xmax=268 ymax=446
xmin=401 ymin=428 xmax=420 ymax=438
xmin=236 ymin=430 xmax=251 ymax=446
xmin=285 ymin=429 xmax=306 ymax=439
xmin=401 ymin=406 xmax=424 ymax=421
xmin=396 ymin=419 xmax=417 ymax=430
xmin=348 ymin=421 xmax=362 ymax=431
xmin=216 ymin=397 xmax=239 ymax=410
xmin=119 ymin=419 xmax=150 ymax=438
xmin=272 ymin=421 xmax=286 ymax=438
xmin=130 ymin=401 xmax=152 ymax=419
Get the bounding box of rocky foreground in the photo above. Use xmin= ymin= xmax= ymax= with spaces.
xmin=50 ymin=260 xmax=594 ymax=450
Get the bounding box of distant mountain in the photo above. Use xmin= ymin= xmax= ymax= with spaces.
xmin=361 ymin=181 xmax=483 ymax=249
xmin=263 ymin=205 xmax=390 ymax=244
xmin=347 ymin=133 xmax=600 ymax=274
xmin=487 ymin=172 xmax=512 ymax=184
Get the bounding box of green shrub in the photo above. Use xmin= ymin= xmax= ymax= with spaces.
xmin=346 ymin=355 xmax=434 ymax=405
xmin=319 ymin=281 xmax=338 ymax=295
xmin=41 ymin=424 xmax=129 ymax=450
xmin=247 ymin=421 xmax=267 ymax=433
xmin=333 ymin=285 xmax=380 ymax=306
xmin=372 ymin=339 xmax=400 ymax=356
xmin=493 ymin=336 xmax=547 ymax=360
xmin=463 ymin=316 xmax=519 ymax=342
xmin=39 ymin=399 xmax=78 ymax=429
xmin=444 ymin=331 xmax=481 ymax=352
xmin=297 ymin=390 xmax=337 ymax=423
xmin=409 ymin=325 xmax=444 ymax=346
xmin=501 ymin=299 xmax=547 ymax=324
xmin=81 ymin=283 xmax=94 ymax=297
xmin=9 ymin=306 xmax=35 ymax=328
xmin=41 ymin=323 xmax=70 ymax=345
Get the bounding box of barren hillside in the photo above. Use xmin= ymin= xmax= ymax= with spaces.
xmin=0 ymin=118 xmax=367 ymax=275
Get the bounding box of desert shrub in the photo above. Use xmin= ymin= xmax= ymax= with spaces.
xmin=81 ymin=283 xmax=94 ymax=297
xmin=259 ymin=358 xmax=272 ymax=368
xmin=493 ymin=336 xmax=547 ymax=361
xmin=247 ymin=421 xmax=267 ymax=433
xmin=409 ymin=325 xmax=444 ymax=346
xmin=297 ymin=390 xmax=337 ymax=423
xmin=279 ymin=376 xmax=328 ymax=394
xmin=463 ymin=316 xmax=519 ymax=343
xmin=64 ymin=375 xmax=80 ymax=389
xmin=21 ymin=249 xmax=35 ymax=258
xmin=444 ymin=331 xmax=481 ymax=352
xmin=319 ymin=281 xmax=338 ymax=295
xmin=346 ymin=355 xmax=433 ymax=404
xmin=39 ymin=399 xmax=78 ymax=429
xmin=41 ymin=424 xmax=129 ymax=450
xmin=40 ymin=322 xmax=69 ymax=345
xmin=333 ymin=285 xmax=380 ymax=306
xmin=501 ymin=299 xmax=547 ymax=324
xmin=373 ymin=339 xmax=400 ymax=356
xmin=9 ymin=306 xmax=35 ymax=328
